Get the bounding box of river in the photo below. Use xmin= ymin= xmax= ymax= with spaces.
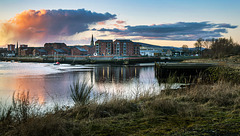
xmin=0 ymin=61 xmax=179 ymax=107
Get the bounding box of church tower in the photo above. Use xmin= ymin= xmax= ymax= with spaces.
xmin=90 ymin=34 xmax=94 ymax=46
xmin=16 ymin=41 xmax=18 ymax=56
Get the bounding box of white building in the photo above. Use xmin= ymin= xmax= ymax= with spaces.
xmin=140 ymin=47 xmax=163 ymax=56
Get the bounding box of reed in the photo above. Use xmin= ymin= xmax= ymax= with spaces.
xmin=70 ymin=79 xmax=93 ymax=106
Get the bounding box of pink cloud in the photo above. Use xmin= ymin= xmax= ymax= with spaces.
xmin=97 ymin=21 xmax=106 ymax=25
xmin=116 ymin=20 xmax=126 ymax=24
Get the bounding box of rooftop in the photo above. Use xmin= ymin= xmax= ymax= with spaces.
xmin=36 ymin=49 xmax=47 ymax=53
xmin=76 ymin=47 xmax=87 ymax=52
xmin=115 ymin=39 xmax=132 ymax=42
xmin=54 ymin=49 xmax=66 ymax=53
xmin=96 ymin=40 xmax=113 ymax=42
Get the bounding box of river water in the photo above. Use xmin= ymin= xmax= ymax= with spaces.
xmin=0 ymin=61 xmax=179 ymax=106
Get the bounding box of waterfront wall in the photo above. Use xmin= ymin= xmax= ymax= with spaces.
xmin=0 ymin=56 xmax=199 ymax=64
xmin=155 ymin=62 xmax=217 ymax=78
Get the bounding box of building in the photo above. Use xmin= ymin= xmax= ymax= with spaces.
xmin=71 ymin=46 xmax=88 ymax=56
xmin=43 ymin=43 xmax=69 ymax=56
xmin=113 ymin=39 xmax=140 ymax=56
xmin=16 ymin=42 xmax=18 ymax=56
xmin=18 ymin=44 xmax=28 ymax=56
xmin=19 ymin=47 xmax=35 ymax=56
xmin=95 ymin=40 xmax=113 ymax=56
xmin=7 ymin=44 xmax=15 ymax=51
xmin=81 ymin=45 xmax=95 ymax=55
xmin=90 ymin=34 xmax=94 ymax=46
xmin=48 ymin=49 xmax=67 ymax=56
xmin=0 ymin=48 xmax=7 ymax=57
xmin=61 ymin=46 xmax=71 ymax=55
xmin=94 ymin=39 xmax=140 ymax=56
xmin=20 ymin=44 xmax=28 ymax=48
xmin=33 ymin=48 xmax=48 ymax=56
xmin=44 ymin=43 xmax=67 ymax=53
xmin=138 ymin=43 xmax=163 ymax=56
xmin=44 ymin=43 xmax=67 ymax=49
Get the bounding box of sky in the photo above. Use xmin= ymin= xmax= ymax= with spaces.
xmin=0 ymin=0 xmax=239 ymax=47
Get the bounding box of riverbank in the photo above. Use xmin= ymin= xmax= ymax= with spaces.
xmin=0 ymin=56 xmax=198 ymax=64
xmin=183 ymin=55 xmax=240 ymax=69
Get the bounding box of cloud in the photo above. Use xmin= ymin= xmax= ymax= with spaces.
xmin=97 ymin=21 xmax=106 ymax=25
xmin=95 ymin=22 xmax=238 ymax=41
xmin=0 ymin=9 xmax=116 ymax=44
xmin=116 ymin=20 xmax=126 ymax=24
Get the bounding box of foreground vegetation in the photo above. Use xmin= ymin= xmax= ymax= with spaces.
xmin=1 ymin=67 xmax=240 ymax=135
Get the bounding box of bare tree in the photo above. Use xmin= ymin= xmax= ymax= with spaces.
xmin=194 ymin=38 xmax=204 ymax=55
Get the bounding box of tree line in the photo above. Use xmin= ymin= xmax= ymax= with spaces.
xmin=192 ymin=37 xmax=240 ymax=58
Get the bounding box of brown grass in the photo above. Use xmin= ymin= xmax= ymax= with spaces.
xmin=1 ymin=78 xmax=240 ymax=135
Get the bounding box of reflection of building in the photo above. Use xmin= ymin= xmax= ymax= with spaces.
xmin=94 ymin=66 xmax=140 ymax=83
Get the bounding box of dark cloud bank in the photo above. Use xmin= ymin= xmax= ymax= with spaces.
xmin=42 ymin=9 xmax=116 ymax=35
xmin=95 ymin=22 xmax=238 ymax=41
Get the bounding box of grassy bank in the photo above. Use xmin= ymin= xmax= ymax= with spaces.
xmin=1 ymin=67 xmax=240 ymax=135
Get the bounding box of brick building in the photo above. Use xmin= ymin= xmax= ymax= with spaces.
xmin=71 ymin=46 xmax=88 ymax=56
xmin=7 ymin=44 xmax=15 ymax=51
xmin=33 ymin=48 xmax=48 ymax=56
xmin=18 ymin=45 xmax=28 ymax=56
xmin=95 ymin=39 xmax=140 ymax=56
xmin=113 ymin=39 xmax=140 ymax=56
xmin=81 ymin=45 xmax=95 ymax=55
xmin=19 ymin=47 xmax=35 ymax=56
xmin=48 ymin=49 xmax=67 ymax=56
xmin=20 ymin=44 xmax=28 ymax=48
xmin=44 ymin=43 xmax=67 ymax=49
xmin=95 ymin=40 xmax=113 ymax=56
xmin=61 ymin=47 xmax=71 ymax=55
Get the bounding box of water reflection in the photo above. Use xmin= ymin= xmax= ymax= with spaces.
xmin=94 ymin=66 xmax=140 ymax=83
xmin=0 ymin=62 xmax=162 ymax=106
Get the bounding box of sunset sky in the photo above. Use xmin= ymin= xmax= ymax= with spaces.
xmin=0 ymin=0 xmax=239 ymax=47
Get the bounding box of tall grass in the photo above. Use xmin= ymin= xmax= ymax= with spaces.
xmin=2 ymin=69 xmax=240 ymax=135
xmin=70 ymin=79 xmax=93 ymax=105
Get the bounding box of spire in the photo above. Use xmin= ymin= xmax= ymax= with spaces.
xmin=90 ymin=34 xmax=94 ymax=46
xmin=16 ymin=41 xmax=18 ymax=56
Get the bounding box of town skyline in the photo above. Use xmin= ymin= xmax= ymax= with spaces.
xmin=0 ymin=0 xmax=239 ymax=48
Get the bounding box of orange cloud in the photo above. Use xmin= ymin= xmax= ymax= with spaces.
xmin=97 ymin=21 xmax=106 ymax=25
xmin=116 ymin=20 xmax=126 ymax=24
xmin=0 ymin=9 xmax=116 ymax=46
